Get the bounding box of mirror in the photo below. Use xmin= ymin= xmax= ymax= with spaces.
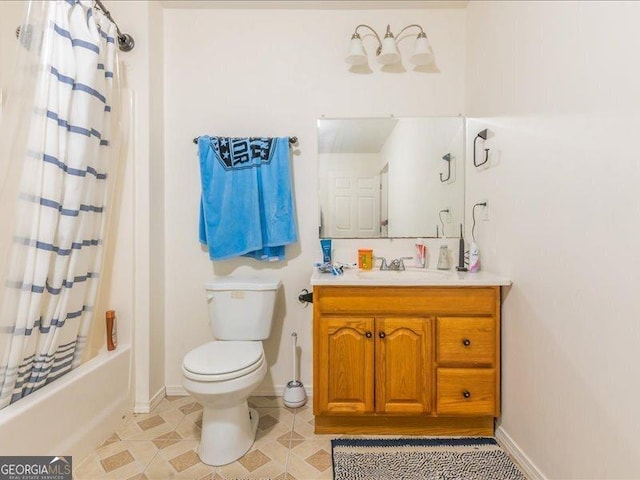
xmin=318 ymin=116 xmax=464 ymax=238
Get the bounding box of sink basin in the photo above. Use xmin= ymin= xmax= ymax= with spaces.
xmin=310 ymin=266 xmax=511 ymax=287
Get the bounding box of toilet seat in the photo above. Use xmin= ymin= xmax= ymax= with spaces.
xmin=183 ymin=341 xmax=264 ymax=382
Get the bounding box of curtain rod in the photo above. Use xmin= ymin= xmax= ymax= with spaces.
xmin=193 ymin=136 xmax=298 ymax=145
xmin=94 ymin=0 xmax=135 ymax=52
xmin=16 ymin=1 xmax=135 ymax=52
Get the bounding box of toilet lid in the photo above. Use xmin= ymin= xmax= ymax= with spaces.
xmin=183 ymin=341 xmax=264 ymax=377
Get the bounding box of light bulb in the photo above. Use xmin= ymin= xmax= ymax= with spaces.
xmin=410 ymin=34 xmax=433 ymax=66
xmin=345 ymin=35 xmax=368 ymax=66
xmin=378 ymin=36 xmax=400 ymax=65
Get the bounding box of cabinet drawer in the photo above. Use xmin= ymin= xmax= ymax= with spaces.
xmin=316 ymin=287 xmax=497 ymax=316
xmin=437 ymin=317 xmax=495 ymax=366
xmin=436 ymin=368 xmax=496 ymax=416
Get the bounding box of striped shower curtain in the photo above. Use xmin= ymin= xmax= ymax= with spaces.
xmin=0 ymin=0 xmax=122 ymax=408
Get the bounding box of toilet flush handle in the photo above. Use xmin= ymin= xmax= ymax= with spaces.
xmin=206 ymin=294 xmax=214 ymax=302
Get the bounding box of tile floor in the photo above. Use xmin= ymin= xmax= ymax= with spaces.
xmin=74 ymin=395 xmax=334 ymax=480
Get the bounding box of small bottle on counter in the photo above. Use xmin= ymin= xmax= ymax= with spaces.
xmin=106 ymin=310 xmax=117 ymax=351
xmin=358 ymin=249 xmax=373 ymax=270
xmin=437 ymin=245 xmax=450 ymax=270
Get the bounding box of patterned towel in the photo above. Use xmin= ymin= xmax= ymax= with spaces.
xmin=198 ymin=136 xmax=297 ymax=261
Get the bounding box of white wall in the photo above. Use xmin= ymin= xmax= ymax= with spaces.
xmin=0 ymin=1 xmax=23 ymax=95
xmin=147 ymin=0 xmax=167 ymax=409
xmin=96 ymin=0 xmax=166 ymax=411
xmin=466 ymin=1 xmax=640 ymax=478
xmin=162 ymin=6 xmax=466 ymax=394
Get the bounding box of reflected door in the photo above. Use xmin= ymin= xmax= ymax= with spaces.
xmin=327 ymin=171 xmax=380 ymax=238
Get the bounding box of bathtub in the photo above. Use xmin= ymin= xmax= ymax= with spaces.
xmin=0 ymin=345 xmax=132 ymax=461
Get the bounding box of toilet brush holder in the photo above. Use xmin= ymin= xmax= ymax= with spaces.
xmin=283 ymin=380 xmax=307 ymax=408
xmin=283 ymin=332 xmax=307 ymax=408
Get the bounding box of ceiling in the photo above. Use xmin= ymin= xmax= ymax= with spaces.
xmin=317 ymin=118 xmax=398 ymax=154
xmin=160 ymin=1 xmax=468 ymax=10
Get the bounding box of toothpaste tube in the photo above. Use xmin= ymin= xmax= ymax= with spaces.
xmin=320 ymin=239 xmax=332 ymax=263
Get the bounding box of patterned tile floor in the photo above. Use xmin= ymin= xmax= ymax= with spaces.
xmin=74 ymin=396 xmax=335 ymax=480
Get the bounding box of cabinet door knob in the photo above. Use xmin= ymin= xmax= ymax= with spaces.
xmin=462 ymin=390 xmax=471 ymax=399
xmin=462 ymin=338 xmax=471 ymax=347
xmin=379 ymin=331 xmax=386 ymax=339
xmin=365 ymin=331 xmax=372 ymax=338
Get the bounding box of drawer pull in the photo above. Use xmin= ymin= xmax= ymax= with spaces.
xmin=365 ymin=331 xmax=372 ymax=338
xmin=462 ymin=390 xmax=471 ymax=399
xmin=462 ymin=338 xmax=471 ymax=347
xmin=379 ymin=331 xmax=386 ymax=339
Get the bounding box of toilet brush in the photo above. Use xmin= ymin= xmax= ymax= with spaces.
xmin=283 ymin=332 xmax=307 ymax=408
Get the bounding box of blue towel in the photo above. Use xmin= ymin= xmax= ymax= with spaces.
xmin=198 ymin=136 xmax=298 ymax=261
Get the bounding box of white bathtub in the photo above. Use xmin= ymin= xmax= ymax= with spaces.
xmin=0 ymin=345 xmax=132 ymax=461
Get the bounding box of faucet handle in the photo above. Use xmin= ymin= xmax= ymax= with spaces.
xmin=373 ymin=256 xmax=389 ymax=271
xmin=398 ymin=256 xmax=413 ymax=270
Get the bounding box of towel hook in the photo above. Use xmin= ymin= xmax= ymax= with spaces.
xmin=473 ymin=129 xmax=489 ymax=167
xmin=440 ymin=153 xmax=452 ymax=182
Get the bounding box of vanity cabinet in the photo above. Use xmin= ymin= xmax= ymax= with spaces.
xmin=313 ymin=285 xmax=501 ymax=435
xmin=317 ymin=316 xmax=431 ymax=415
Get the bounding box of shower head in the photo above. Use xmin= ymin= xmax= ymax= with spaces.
xmin=442 ymin=153 xmax=451 ymax=162
xmin=477 ymin=129 xmax=488 ymax=140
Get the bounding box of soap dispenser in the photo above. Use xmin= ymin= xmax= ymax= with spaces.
xmin=437 ymin=244 xmax=450 ymax=270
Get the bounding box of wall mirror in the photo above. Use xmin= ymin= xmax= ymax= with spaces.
xmin=318 ymin=116 xmax=464 ymax=239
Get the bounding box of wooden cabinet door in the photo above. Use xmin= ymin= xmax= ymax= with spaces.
xmin=317 ymin=316 xmax=375 ymax=414
xmin=375 ymin=317 xmax=432 ymax=414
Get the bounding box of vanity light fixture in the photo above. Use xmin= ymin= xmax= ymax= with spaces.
xmin=345 ymin=24 xmax=434 ymax=68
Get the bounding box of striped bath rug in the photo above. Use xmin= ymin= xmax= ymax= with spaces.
xmin=331 ymin=437 xmax=526 ymax=480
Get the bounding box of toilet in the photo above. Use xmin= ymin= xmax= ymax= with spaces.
xmin=182 ymin=276 xmax=281 ymax=466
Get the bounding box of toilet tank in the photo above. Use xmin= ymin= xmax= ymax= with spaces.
xmin=205 ymin=277 xmax=281 ymax=340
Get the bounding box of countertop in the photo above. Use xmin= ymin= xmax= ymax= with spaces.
xmin=310 ymin=267 xmax=511 ymax=287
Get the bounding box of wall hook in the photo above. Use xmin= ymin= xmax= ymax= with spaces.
xmin=473 ymin=129 xmax=489 ymax=167
xmin=439 ymin=153 xmax=452 ymax=182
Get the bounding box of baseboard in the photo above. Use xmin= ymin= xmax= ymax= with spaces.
xmin=165 ymin=385 xmax=187 ymax=396
xmin=164 ymin=384 xmax=313 ymax=398
xmin=150 ymin=386 xmax=166 ymax=410
xmin=495 ymin=426 xmax=547 ymax=480
xmin=134 ymin=386 xmax=166 ymax=413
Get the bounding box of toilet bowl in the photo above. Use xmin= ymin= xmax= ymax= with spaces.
xmin=182 ymin=341 xmax=267 ymax=466
xmin=181 ymin=277 xmax=280 ymax=466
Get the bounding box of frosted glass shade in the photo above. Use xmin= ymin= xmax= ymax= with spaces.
xmin=345 ymin=37 xmax=368 ymax=65
xmin=377 ymin=37 xmax=400 ymax=65
xmin=410 ymin=35 xmax=434 ymax=66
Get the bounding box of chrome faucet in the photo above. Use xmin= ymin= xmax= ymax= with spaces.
xmin=374 ymin=256 xmax=413 ymax=271
xmin=388 ymin=257 xmax=413 ymax=271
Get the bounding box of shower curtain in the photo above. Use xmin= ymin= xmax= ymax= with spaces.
xmin=0 ymin=0 xmax=124 ymax=409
